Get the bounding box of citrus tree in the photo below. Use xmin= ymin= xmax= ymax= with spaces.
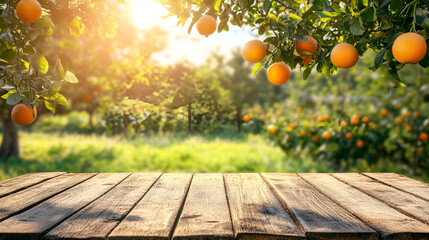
xmin=161 ymin=0 xmax=428 ymax=84
xmin=0 ymin=0 xmax=118 ymax=159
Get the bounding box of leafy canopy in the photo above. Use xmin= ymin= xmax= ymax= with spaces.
xmin=161 ymin=0 xmax=429 ymax=85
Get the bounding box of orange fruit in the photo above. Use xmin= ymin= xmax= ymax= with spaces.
xmin=312 ymin=135 xmax=319 ymax=142
xmin=340 ymin=120 xmax=347 ymax=127
xmin=243 ymin=115 xmax=251 ymax=122
xmin=290 ymin=123 xmax=297 ymax=129
xmin=11 ymin=104 xmax=37 ymax=125
xmin=297 ymin=107 xmax=303 ymax=113
xmin=243 ymin=39 xmax=266 ymax=63
xmin=196 ymin=15 xmax=217 ymax=37
xmin=16 ymin=0 xmax=42 ymax=23
xmin=351 ymin=118 xmax=359 ymax=125
xmin=300 ymin=131 xmax=306 ymax=137
xmin=267 ymin=62 xmax=290 ymax=85
xmin=413 ymin=112 xmax=420 ymax=118
xmin=419 ymin=133 xmax=428 ymax=142
xmin=259 ymin=115 xmax=265 ymax=121
xmin=84 ymin=93 xmax=92 ymax=102
xmin=403 ymin=111 xmax=410 ymax=117
xmin=395 ymin=117 xmax=402 ymax=124
xmin=330 ymin=43 xmax=359 ymax=69
xmin=299 ymin=55 xmax=312 ymax=65
xmin=322 ymin=131 xmax=331 ymax=139
xmin=356 ymin=140 xmax=364 ymax=148
xmin=295 ymin=36 xmax=318 ymax=56
xmin=392 ymin=33 xmax=427 ymax=64
xmin=351 ymin=113 xmax=359 ymax=120
xmin=346 ymin=133 xmax=352 ymax=139
xmin=313 ymin=114 xmax=318 ymax=119
xmin=317 ymin=116 xmax=324 ymax=122
xmin=369 ymin=122 xmax=377 ymax=129
xmin=362 ymin=117 xmax=369 ymax=123
xmin=268 ymin=125 xmax=276 ymax=134
xmin=324 ymin=116 xmax=331 ymax=121
xmin=380 ymin=109 xmax=388 ymax=116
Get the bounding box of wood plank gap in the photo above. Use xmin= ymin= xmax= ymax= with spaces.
xmin=362 ymin=173 xmax=429 ymax=202
xmin=103 ymin=173 xmax=164 ymax=240
xmin=38 ymin=173 xmax=133 ymax=238
xmin=222 ymin=173 xmax=235 ymax=239
xmin=296 ymin=174 xmax=382 ymax=237
xmin=331 ymin=173 xmax=429 ymax=225
xmin=259 ymin=173 xmax=306 ymax=236
xmin=168 ymin=174 xmax=194 ymax=240
xmin=0 ymin=173 xmax=97 ymax=222
xmin=0 ymin=172 xmax=66 ymax=198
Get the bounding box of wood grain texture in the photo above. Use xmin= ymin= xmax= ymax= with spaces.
xmin=364 ymin=172 xmax=429 ymax=202
xmin=262 ymin=173 xmax=377 ymax=240
xmin=43 ymin=173 xmax=161 ymax=240
xmin=333 ymin=173 xmax=429 ymax=225
xmin=0 ymin=173 xmax=129 ymax=240
xmin=224 ymin=173 xmax=303 ymax=240
xmin=108 ymin=173 xmax=193 ymax=240
xmin=172 ymin=173 xmax=233 ymax=240
xmin=0 ymin=172 xmax=65 ymax=198
xmin=300 ymin=173 xmax=429 ymax=239
xmin=0 ymin=173 xmax=95 ymax=221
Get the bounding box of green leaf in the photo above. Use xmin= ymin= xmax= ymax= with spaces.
xmin=303 ymin=67 xmax=312 ymax=80
xmin=64 ymin=71 xmax=78 ymax=83
xmin=374 ymin=47 xmax=386 ymax=69
xmin=1 ymin=90 xmax=16 ymax=99
xmin=360 ymin=6 xmax=376 ymax=22
xmin=50 ymin=93 xmax=68 ymax=105
xmin=349 ymin=22 xmax=364 ymax=35
xmin=39 ymin=55 xmax=49 ymax=74
xmin=321 ymin=61 xmax=331 ymax=78
xmin=419 ymin=53 xmax=429 ymax=68
xmin=44 ymin=100 xmax=55 ymax=113
xmin=252 ymin=62 xmax=262 ymax=76
xmin=214 ymin=0 xmax=222 ymax=11
xmin=0 ymin=49 xmax=15 ymax=62
xmin=69 ymin=17 xmax=84 ymax=37
xmin=6 ymin=92 xmax=23 ymax=105
xmin=263 ymin=0 xmax=271 ymax=14
xmin=23 ymin=46 xmax=36 ymax=55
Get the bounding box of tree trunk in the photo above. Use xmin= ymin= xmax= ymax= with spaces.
xmin=236 ymin=107 xmax=241 ymax=133
xmin=123 ymin=114 xmax=129 ymax=138
xmin=88 ymin=109 xmax=94 ymax=128
xmin=188 ymin=103 xmax=192 ymax=132
xmin=0 ymin=107 xmax=19 ymax=160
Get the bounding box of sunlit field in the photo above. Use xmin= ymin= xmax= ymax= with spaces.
xmin=1 ymin=0 xmax=428 ymax=184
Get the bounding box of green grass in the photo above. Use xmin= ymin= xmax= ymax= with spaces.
xmin=1 ymin=131 xmax=427 ymax=182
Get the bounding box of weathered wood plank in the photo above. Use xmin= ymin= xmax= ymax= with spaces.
xmin=0 ymin=173 xmax=95 ymax=221
xmin=172 ymin=173 xmax=233 ymax=240
xmin=364 ymin=172 xmax=429 ymax=202
xmin=108 ymin=173 xmax=193 ymax=240
xmin=300 ymin=173 xmax=429 ymax=239
xmin=333 ymin=173 xmax=429 ymax=225
xmin=224 ymin=173 xmax=303 ymax=240
xmin=262 ymin=173 xmax=377 ymax=240
xmin=0 ymin=173 xmax=129 ymax=240
xmin=0 ymin=172 xmax=65 ymax=198
xmin=43 ymin=173 xmax=160 ymax=240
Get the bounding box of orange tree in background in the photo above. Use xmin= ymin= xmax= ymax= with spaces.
xmin=161 ymin=0 xmax=428 ymax=84
xmin=0 ymin=0 xmax=119 ymax=159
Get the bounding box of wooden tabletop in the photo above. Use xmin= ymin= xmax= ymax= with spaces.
xmin=0 ymin=173 xmax=428 ymax=240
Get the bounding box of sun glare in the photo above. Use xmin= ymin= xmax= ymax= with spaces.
xmin=131 ymin=0 xmax=175 ymax=29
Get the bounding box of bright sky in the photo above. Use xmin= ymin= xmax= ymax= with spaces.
xmin=128 ymin=0 xmax=257 ymax=65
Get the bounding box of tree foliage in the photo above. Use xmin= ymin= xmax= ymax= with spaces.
xmin=161 ymin=0 xmax=429 ymax=85
xmin=0 ymin=0 xmax=119 ymax=112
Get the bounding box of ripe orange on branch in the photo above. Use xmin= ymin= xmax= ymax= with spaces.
xmin=322 ymin=131 xmax=331 ymax=139
xmin=16 ymin=0 xmax=42 ymax=23
xmin=196 ymin=15 xmax=217 ymax=37
xmin=267 ymin=62 xmax=290 ymax=86
xmin=11 ymin=104 xmax=37 ymax=125
xmin=420 ymin=133 xmax=428 ymax=142
xmin=330 ymin=43 xmax=359 ymax=69
xmin=242 ymin=39 xmax=266 ymax=63
xmin=392 ymin=33 xmax=427 ymax=64
xmin=295 ymin=36 xmax=318 ymax=56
